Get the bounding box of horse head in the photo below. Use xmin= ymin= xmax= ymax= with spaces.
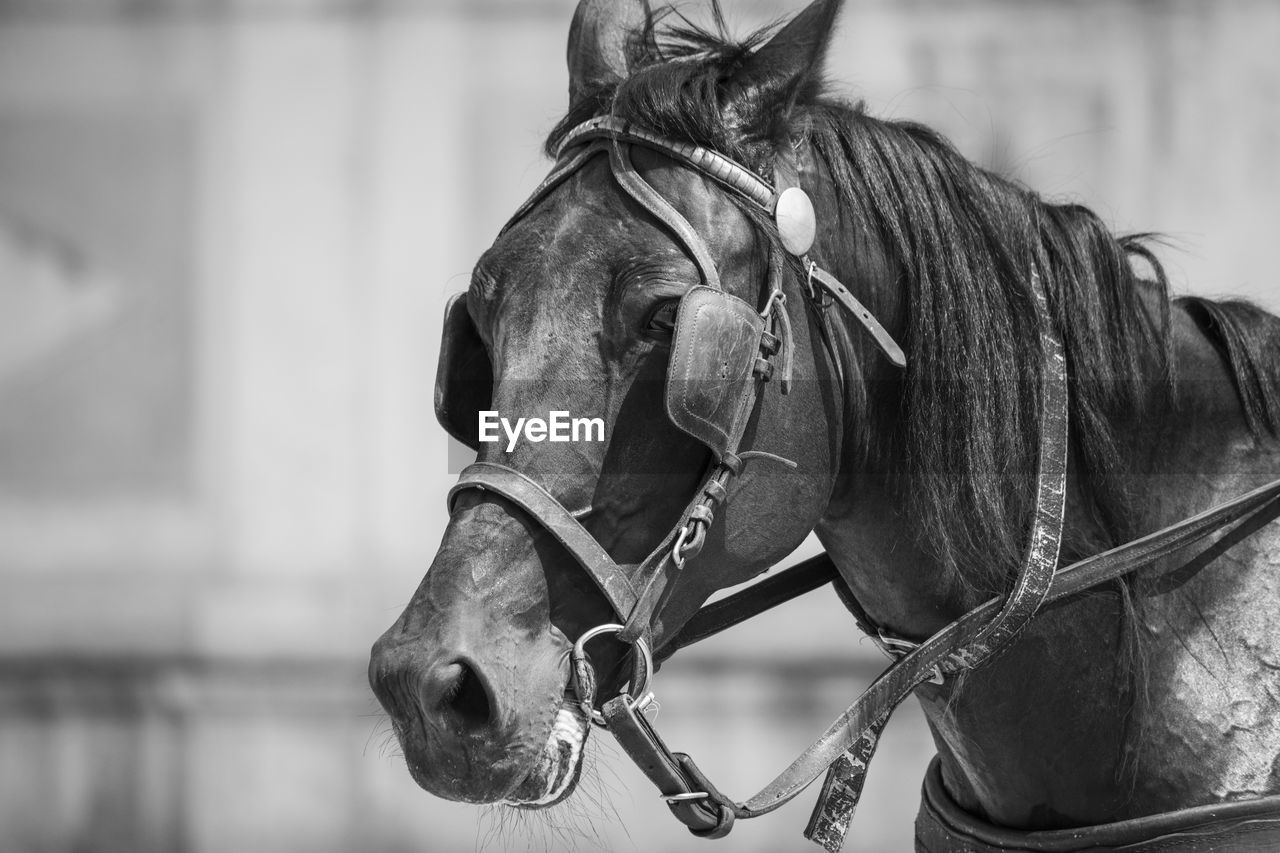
xmin=370 ymin=0 xmax=1280 ymax=843
xmin=368 ymin=0 xmax=875 ymax=808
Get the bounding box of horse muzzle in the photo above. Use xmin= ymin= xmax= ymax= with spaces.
xmin=368 ymin=623 xmax=578 ymax=805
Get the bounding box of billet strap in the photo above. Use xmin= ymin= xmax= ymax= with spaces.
xmin=806 ymin=265 xmax=907 ymax=368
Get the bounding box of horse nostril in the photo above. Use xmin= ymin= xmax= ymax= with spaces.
xmin=435 ymin=660 xmax=493 ymax=727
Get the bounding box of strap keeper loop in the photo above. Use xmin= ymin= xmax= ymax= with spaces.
xmin=702 ymin=480 xmax=728 ymax=504
xmin=688 ymin=504 xmax=715 ymax=526
xmin=753 ymin=357 xmax=774 ymax=381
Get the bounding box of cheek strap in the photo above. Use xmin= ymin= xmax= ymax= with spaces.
xmin=609 ymin=143 xmax=721 ymax=290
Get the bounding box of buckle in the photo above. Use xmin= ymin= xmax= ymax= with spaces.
xmin=804 ymin=260 xmax=832 ymax=308
xmin=672 ymin=519 xmax=707 ymax=569
xmin=876 ymin=629 xmax=944 ymax=685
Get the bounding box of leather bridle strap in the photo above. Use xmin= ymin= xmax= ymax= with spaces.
xmin=447 ymin=462 xmax=639 ymax=616
xmin=655 ymin=553 xmax=841 ymax=664
xmin=609 ymin=143 xmax=721 ymax=289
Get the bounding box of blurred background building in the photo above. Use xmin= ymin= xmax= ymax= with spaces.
xmin=0 ymin=0 xmax=1277 ymax=851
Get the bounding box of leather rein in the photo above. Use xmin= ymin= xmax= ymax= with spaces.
xmin=447 ymin=116 xmax=1280 ymax=852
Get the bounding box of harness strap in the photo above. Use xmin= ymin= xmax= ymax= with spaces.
xmin=448 ymin=462 xmax=638 ymax=616
xmin=805 ymin=263 xmax=907 ymax=368
xmin=655 ymin=553 xmax=840 ymax=664
xmin=610 ymin=144 xmax=722 ymax=289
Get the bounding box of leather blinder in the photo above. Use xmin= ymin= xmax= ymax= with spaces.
xmin=666 ymin=286 xmax=766 ymax=460
xmin=435 ymin=293 xmax=493 ymax=450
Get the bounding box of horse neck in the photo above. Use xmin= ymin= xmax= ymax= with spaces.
xmin=846 ymin=287 xmax=1280 ymax=826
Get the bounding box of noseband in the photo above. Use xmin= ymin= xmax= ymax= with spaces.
xmin=443 ymin=116 xmax=1280 ymax=851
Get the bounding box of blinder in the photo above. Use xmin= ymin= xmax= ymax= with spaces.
xmin=434 ymin=293 xmax=493 ymax=450
xmin=666 ymin=286 xmax=767 ymax=460
xmin=435 ymin=283 xmax=769 ymax=459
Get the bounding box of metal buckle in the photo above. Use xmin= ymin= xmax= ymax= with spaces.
xmin=803 ymin=262 xmax=834 ymax=312
xmin=761 ymin=286 xmax=786 ymax=321
xmin=804 ymin=260 xmax=832 ymax=308
xmin=663 ymin=792 xmax=710 ymax=804
xmin=875 ymin=629 xmax=918 ymax=657
xmin=672 ymin=520 xmax=706 ymax=569
xmin=571 ymin=623 xmax=655 ymax=726
xmin=876 ymin=629 xmax=944 ymax=685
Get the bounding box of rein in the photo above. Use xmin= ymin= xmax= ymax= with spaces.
xmin=447 ymin=116 xmax=1280 ymax=851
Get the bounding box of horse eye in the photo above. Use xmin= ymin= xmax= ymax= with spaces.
xmin=644 ymin=300 xmax=678 ymax=341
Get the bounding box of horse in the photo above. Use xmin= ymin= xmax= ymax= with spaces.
xmin=369 ymin=0 xmax=1280 ymax=849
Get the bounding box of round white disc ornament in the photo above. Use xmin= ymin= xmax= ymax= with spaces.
xmin=774 ymin=186 xmax=817 ymax=256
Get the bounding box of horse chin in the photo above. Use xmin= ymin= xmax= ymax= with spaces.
xmin=502 ymin=699 xmax=591 ymax=809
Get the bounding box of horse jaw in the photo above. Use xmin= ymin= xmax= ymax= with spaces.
xmin=502 ymin=699 xmax=592 ymax=808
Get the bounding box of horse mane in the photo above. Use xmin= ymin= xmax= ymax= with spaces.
xmin=546 ymin=5 xmax=1280 ymax=598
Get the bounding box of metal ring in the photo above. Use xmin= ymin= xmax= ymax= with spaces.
xmin=572 ymin=623 xmax=654 ymax=711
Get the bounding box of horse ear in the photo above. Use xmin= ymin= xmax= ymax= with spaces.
xmin=566 ymin=0 xmax=650 ymax=106
xmin=730 ymin=0 xmax=843 ymax=119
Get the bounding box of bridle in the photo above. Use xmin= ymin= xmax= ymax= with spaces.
xmin=443 ymin=115 xmax=1280 ymax=852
